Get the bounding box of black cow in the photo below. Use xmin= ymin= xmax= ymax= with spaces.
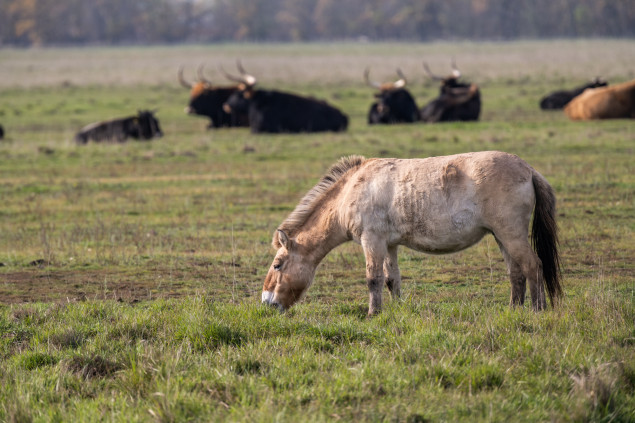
xmin=539 ymin=78 xmax=608 ymax=110
xmin=419 ymin=61 xmax=481 ymax=123
xmin=178 ymin=65 xmax=249 ymax=128
xmin=221 ymin=63 xmax=348 ymax=134
xmin=365 ymin=68 xmax=420 ymax=124
xmin=75 ymin=110 xmax=163 ymax=144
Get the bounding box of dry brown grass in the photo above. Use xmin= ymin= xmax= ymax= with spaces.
xmin=1 ymin=39 xmax=634 ymax=89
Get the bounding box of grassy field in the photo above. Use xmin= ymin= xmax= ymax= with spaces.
xmin=0 ymin=40 xmax=634 ymax=422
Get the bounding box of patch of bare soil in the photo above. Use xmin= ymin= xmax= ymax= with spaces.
xmin=0 ymin=266 xmax=259 ymax=304
xmin=0 ymin=270 xmax=164 ymax=303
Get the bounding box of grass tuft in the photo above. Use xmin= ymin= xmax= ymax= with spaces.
xmin=65 ymin=354 xmax=122 ymax=379
xmin=18 ymin=352 xmax=57 ymax=370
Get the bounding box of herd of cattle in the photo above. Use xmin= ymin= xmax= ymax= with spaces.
xmin=6 ymin=60 xmax=632 ymax=144
xmin=179 ymin=60 xmax=482 ymax=133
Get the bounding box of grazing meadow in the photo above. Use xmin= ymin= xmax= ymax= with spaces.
xmin=0 ymin=40 xmax=633 ymax=422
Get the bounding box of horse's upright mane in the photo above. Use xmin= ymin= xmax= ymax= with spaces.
xmin=274 ymin=155 xmax=366 ymax=247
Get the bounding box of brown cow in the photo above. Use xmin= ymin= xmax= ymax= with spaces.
xmin=564 ymin=78 xmax=635 ymax=120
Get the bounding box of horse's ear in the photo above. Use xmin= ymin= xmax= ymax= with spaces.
xmin=277 ymin=230 xmax=291 ymax=250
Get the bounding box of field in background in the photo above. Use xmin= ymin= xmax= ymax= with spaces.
xmin=0 ymin=41 xmax=633 ymax=422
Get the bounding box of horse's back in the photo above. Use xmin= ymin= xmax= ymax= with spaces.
xmin=340 ymin=151 xmax=536 ymax=252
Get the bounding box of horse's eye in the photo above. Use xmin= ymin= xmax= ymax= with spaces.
xmin=273 ymin=262 xmax=282 ymax=271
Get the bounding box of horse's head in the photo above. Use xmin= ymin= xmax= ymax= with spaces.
xmin=262 ymin=230 xmax=316 ymax=311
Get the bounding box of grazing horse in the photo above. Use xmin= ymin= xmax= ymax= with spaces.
xmin=262 ymin=151 xmax=562 ymax=316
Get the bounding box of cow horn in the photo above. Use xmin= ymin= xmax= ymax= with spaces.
xmin=450 ymin=58 xmax=461 ymax=79
xmin=236 ymin=60 xmax=257 ymax=86
xmin=393 ymin=68 xmax=407 ymax=88
xmin=363 ymin=68 xmax=382 ymax=89
xmin=197 ymin=64 xmax=212 ymax=85
xmin=236 ymin=59 xmax=248 ymax=76
xmin=220 ymin=61 xmax=257 ymax=86
xmin=219 ymin=64 xmax=241 ymax=83
xmin=422 ymin=62 xmax=443 ymax=81
xmin=177 ymin=66 xmax=192 ymax=89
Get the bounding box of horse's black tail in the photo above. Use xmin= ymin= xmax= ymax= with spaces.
xmin=531 ymin=170 xmax=563 ymax=307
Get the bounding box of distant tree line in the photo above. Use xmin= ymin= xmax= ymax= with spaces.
xmin=1 ymin=0 xmax=633 ymax=46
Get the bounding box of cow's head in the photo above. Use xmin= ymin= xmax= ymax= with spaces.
xmin=136 ymin=110 xmax=163 ymax=139
xmin=423 ymin=59 xmax=468 ymax=93
xmin=221 ymin=61 xmax=257 ymax=115
xmin=178 ymin=64 xmax=231 ymax=116
xmin=179 ymin=65 xmax=219 ymax=115
xmin=365 ymin=68 xmax=409 ymax=118
xmin=420 ymin=59 xmax=480 ymax=122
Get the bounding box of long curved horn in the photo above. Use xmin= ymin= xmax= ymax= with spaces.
xmin=450 ymin=58 xmax=461 ymax=79
xmin=197 ymin=64 xmax=212 ymax=85
xmin=236 ymin=60 xmax=257 ymax=85
xmin=177 ymin=66 xmax=192 ymax=89
xmin=393 ymin=68 xmax=407 ymax=88
xmin=219 ymin=65 xmax=243 ymax=83
xmin=422 ymin=62 xmax=443 ymax=80
xmin=220 ymin=61 xmax=257 ymax=86
xmin=236 ymin=59 xmax=247 ymax=76
xmin=363 ymin=68 xmax=382 ymax=89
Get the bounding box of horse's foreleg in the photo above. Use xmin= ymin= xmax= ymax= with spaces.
xmin=496 ymin=238 xmax=526 ymax=306
xmin=384 ymin=245 xmax=401 ymax=300
xmin=362 ymin=237 xmax=387 ymax=316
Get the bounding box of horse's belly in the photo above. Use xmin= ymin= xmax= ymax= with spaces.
xmin=403 ymin=225 xmax=488 ymax=254
xmin=397 ymin=207 xmax=488 ymax=254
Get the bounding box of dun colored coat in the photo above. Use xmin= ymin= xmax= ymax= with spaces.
xmin=262 ymin=151 xmax=562 ymax=316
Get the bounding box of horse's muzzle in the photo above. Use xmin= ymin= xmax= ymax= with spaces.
xmin=262 ymin=291 xmax=285 ymax=312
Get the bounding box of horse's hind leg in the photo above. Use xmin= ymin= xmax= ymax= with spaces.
xmin=384 ymin=245 xmax=402 ymax=300
xmin=495 ymin=237 xmax=546 ymax=311
xmin=495 ymin=238 xmax=526 ymax=306
xmin=362 ymin=235 xmax=387 ymax=316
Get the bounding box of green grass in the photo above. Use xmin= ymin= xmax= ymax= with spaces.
xmin=0 ymin=41 xmax=634 ymax=422
xmin=1 ymin=295 xmax=634 ymax=422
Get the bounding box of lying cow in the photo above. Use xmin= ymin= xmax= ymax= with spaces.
xmin=564 ymin=78 xmax=635 ymax=120
xmin=221 ymin=62 xmax=348 ymax=133
xmin=540 ymin=78 xmax=608 ymax=110
xmin=75 ymin=110 xmax=163 ymax=144
xmin=420 ymin=61 xmax=481 ymax=123
xmin=178 ymin=65 xmax=249 ymax=128
xmin=365 ymin=68 xmax=420 ymax=124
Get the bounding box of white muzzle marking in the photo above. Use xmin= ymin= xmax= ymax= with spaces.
xmin=261 ymin=291 xmax=275 ymax=304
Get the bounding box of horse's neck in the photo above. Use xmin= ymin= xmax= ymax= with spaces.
xmin=294 ymin=201 xmax=348 ymax=266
